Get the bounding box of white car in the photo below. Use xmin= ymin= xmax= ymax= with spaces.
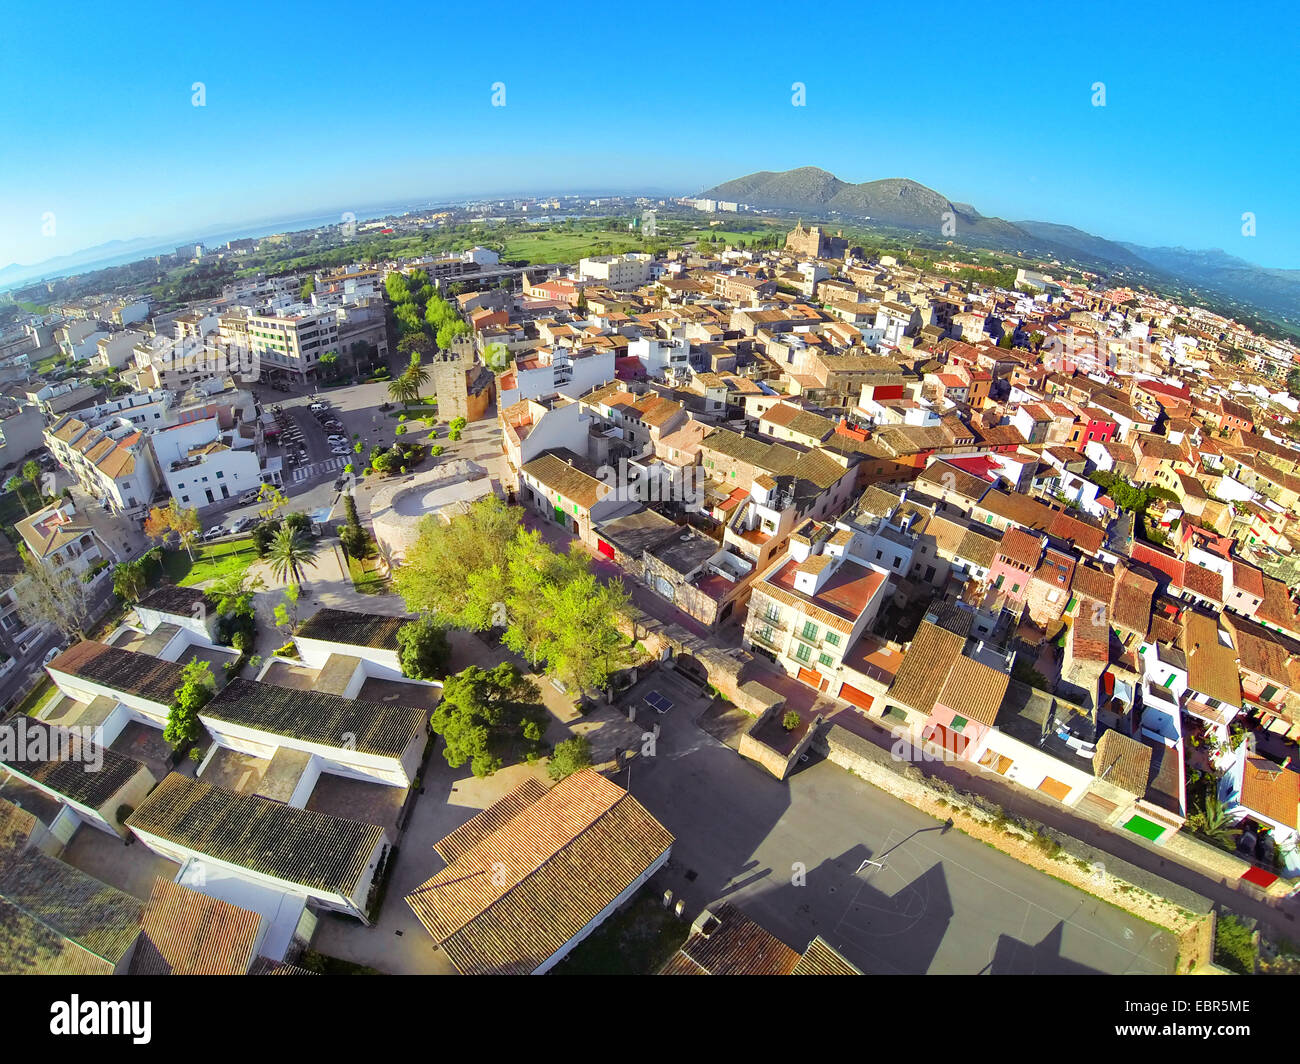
xmin=327 ymin=435 xmax=349 ymax=444
xmin=42 ymin=647 xmax=61 ymax=665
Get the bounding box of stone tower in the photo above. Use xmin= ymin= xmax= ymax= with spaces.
xmin=432 ymin=333 xmax=473 ymax=422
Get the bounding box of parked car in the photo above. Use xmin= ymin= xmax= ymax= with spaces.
xmin=239 ymin=490 xmax=259 ymax=504
xmin=203 ymin=524 xmax=227 ymax=541
xmin=42 ymin=646 xmax=61 ymax=666
xmin=229 ymin=516 xmax=255 ymax=534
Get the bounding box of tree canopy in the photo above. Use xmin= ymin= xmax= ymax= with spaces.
xmin=431 ymin=662 xmax=547 ymax=777
xmin=396 ymin=616 xmax=452 ymax=682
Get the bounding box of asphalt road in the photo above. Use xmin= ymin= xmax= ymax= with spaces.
xmin=625 ymin=671 xmax=1178 ymax=975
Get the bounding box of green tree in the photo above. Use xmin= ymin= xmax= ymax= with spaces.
xmin=547 ymin=736 xmax=593 ymax=781
xmin=396 ymin=616 xmax=452 ymax=681
xmin=273 ymin=582 xmax=301 ymax=636
xmin=209 ymin=569 xmax=264 ymax=620
xmin=536 ymin=568 xmax=632 ymax=695
xmin=431 ymin=662 xmax=548 ymax=777
xmin=407 ymin=354 xmax=429 ymax=401
xmin=500 ymin=530 xmax=586 ymax=667
xmin=782 ymin=710 xmax=802 ymax=732
xmin=267 ymin=524 xmax=319 ymax=585
xmin=166 ymin=659 xmax=214 ymax=760
xmin=22 ymin=459 xmax=41 ymax=491
xmin=393 ymin=496 xmax=523 ymax=623
xmin=5 ymin=475 xmax=30 ymax=516
xmin=318 ymin=351 xmax=339 ymax=379
xmin=1187 ymin=793 xmax=1235 ymax=847
xmin=256 ymin=483 xmax=290 ymax=524
xmin=387 ymin=371 xmax=417 ymax=406
xmin=448 ymin=416 xmax=467 ymax=442
xmin=112 ymin=559 xmax=148 ymax=603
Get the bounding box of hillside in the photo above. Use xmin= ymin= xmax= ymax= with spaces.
xmin=699 ymin=166 xmax=1299 ymax=327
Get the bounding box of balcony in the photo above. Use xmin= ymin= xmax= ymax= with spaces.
xmin=749 ymin=626 xmax=784 ymax=653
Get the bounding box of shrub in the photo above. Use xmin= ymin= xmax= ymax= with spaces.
xmin=395 ymin=424 xmax=406 ymax=436
xmin=1215 ymin=913 xmax=1257 ymax=975
xmin=782 ymin=709 xmax=801 ymax=731
xmin=548 ymin=736 xmax=594 ymax=781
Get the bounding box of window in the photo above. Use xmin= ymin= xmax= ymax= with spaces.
xmin=764 ymin=603 xmax=780 ymax=624
xmin=794 ymin=642 xmax=812 ymax=663
xmin=951 ymin=715 xmax=968 ymax=732
xmin=1262 ymin=684 xmax=1280 ymax=702
xmin=818 ymin=653 xmax=834 ymax=667
xmin=801 ymin=621 xmax=818 ymax=642
xmin=825 ymin=632 xmax=840 ymax=647
xmin=1012 ymin=583 xmax=1020 ymax=594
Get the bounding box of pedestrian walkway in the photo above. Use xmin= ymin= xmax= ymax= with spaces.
xmin=290 ymin=455 xmax=347 ymax=484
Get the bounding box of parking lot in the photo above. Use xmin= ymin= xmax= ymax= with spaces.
xmin=621 ymin=668 xmax=1179 ymax=975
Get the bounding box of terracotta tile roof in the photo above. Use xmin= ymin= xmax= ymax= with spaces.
xmin=1180 ymin=610 xmax=1241 ymax=708
xmin=1223 ymin=615 xmax=1296 ymax=687
xmin=997 ymin=527 xmax=1044 ymax=569
xmin=1111 ymin=566 xmax=1157 ymax=637
xmin=131 ymin=878 xmax=262 ymax=975
xmin=1256 ymin=574 xmax=1300 ymax=635
xmin=1240 ymin=757 xmax=1300 ymax=829
xmin=791 ymin=936 xmax=862 ymax=974
xmin=0 ymin=798 xmax=38 ymax=866
xmin=1181 ymin=562 xmax=1224 ymax=604
xmin=1071 ymin=597 xmax=1112 ymax=662
xmin=661 ymin=902 xmax=801 ymax=975
xmin=522 ymin=451 xmax=610 ymax=512
xmin=1071 ymin=564 xmax=1114 ymax=605
xmin=1046 ymin=510 xmax=1105 ymax=555
xmin=1231 ymin=560 xmax=1266 ymax=598
xmin=936 ymin=655 xmax=1008 ymax=726
xmin=955 ymin=526 xmax=1000 ymax=569
xmin=887 ymin=621 xmax=966 ymax=715
xmin=1094 ymin=729 xmax=1153 ymax=795
xmin=761 ymin=555 xmax=888 ymax=634
xmin=406 ymin=769 xmax=673 ymax=975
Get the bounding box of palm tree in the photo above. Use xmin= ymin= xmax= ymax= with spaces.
xmin=5 ymin=476 xmax=29 ymax=516
xmin=266 ymin=524 xmax=319 ymax=586
xmin=112 ymin=559 xmax=146 ymax=602
xmin=1189 ymin=793 xmax=1236 ymax=847
xmin=387 ymin=373 xmax=416 ymax=406
xmin=407 ymin=355 xmax=429 ymax=402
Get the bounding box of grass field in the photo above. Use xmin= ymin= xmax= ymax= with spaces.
xmin=347 ymin=553 xmax=388 ymax=595
xmin=163 ymin=537 xmax=257 ymax=586
xmin=500 ymin=222 xmax=782 ymax=265
xmin=550 ymin=888 xmax=686 ymax=975
xmin=501 ymin=230 xmax=646 ymax=263
xmin=15 ymin=677 xmax=56 ymax=717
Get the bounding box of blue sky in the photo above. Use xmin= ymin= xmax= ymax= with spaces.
xmin=1 ymin=0 xmax=1295 ymax=269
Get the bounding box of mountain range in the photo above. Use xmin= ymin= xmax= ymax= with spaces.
xmin=700 ymin=167 xmax=1299 ymax=327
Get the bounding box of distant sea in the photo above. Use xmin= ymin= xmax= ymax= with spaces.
xmin=8 ymin=202 xmax=436 ymax=290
